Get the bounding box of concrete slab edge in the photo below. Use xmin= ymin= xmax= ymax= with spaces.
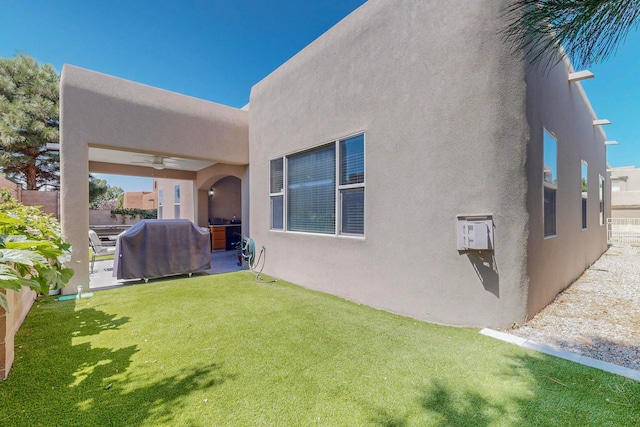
xmin=479 ymin=328 xmax=640 ymax=382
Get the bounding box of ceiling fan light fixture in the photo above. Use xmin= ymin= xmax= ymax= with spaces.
xmin=150 ymin=156 xmax=165 ymax=170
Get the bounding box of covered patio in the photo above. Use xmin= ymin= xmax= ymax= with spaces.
xmin=88 ymin=250 xmax=242 ymax=291
xmin=60 ymin=65 xmax=249 ymax=294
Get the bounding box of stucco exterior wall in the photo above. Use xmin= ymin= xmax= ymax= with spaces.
xmin=525 ymin=61 xmax=609 ymax=318
xmin=611 ymin=167 xmax=640 ymax=191
xmin=610 ymin=167 xmax=640 ymax=217
xmin=194 ymin=163 xmax=248 ymax=230
xmin=60 ymin=65 xmax=248 ymax=294
xmin=208 ymin=176 xmax=242 ymax=222
xmin=124 ymin=191 xmax=151 ymax=209
xmin=156 ymin=179 xmax=195 ymax=221
xmin=249 ymin=0 xmax=530 ymax=327
xmin=141 ymin=192 xmax=157 ymax=210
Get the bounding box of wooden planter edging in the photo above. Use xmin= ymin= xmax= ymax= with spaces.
xmin=0 ymin=288 xmax=37 ymax=380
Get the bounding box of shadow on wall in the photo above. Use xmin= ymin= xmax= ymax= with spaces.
xmin=467 ymin=251 xmax=500 ymax=298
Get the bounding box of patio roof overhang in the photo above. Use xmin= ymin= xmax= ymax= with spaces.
xmin=60 ymin=65 xmax=249 ymax=294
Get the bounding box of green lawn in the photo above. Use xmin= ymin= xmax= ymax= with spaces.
xmin=1 ymin=271 xmax=638 ymax=426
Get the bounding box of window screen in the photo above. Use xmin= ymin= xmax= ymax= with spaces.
xmin=270 ymin=159 xmax=284 ymax=230
xmin=270 ymin=158 xmax=284 ymax=193
xmin=544 ymin=187 xmax=556 ymax=236
xmin=543 ymin=131 xmax=557 ymax=237
xmin=271 ymin=195 xmax=283 ymax=230
xmin=340 ymin=134 xmax=365 ymax=185
xmin=339 ymin=134 xmax=365 ymax=235
xmin=287 ymin=144 xmax=336 ymax=233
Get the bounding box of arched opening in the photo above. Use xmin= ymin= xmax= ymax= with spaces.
xmin=205 ymin=175 xmax=243 ymax=255
xmin=208 ymin=176 xmax=242 ymax=225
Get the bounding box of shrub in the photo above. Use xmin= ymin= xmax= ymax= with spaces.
xmin=0 ymin=189 xmax=73 ymax=311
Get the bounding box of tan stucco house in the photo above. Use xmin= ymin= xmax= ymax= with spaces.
xmin=59 ymin=0 xmax=610 ymax=328
xmin=609 ymin=166 xmax=640 ymax=218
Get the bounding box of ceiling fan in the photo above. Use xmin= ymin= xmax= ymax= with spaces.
xmin=131 ymin=155 xmax=180 ymax=170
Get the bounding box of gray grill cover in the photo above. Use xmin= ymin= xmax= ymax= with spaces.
xmin=113 ymin=219 xmax=211 ymax=280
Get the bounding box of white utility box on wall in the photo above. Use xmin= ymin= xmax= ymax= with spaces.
xmin=456 ymin=214 xmax=494 ymax=251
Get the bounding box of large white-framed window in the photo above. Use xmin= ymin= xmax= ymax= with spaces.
xmin=174 ymin=184 xmax=180 ymax=219
xmin=599 ymin=175 xmax=605 ymax=226
xmin=158 ymin=189 xmax=163 ymax=219
xmin=543 ymin=130 xmax=557 ymax=237
xmin=270 ymin=132 xmax=365 ymax=236
xmin=581 ymin=160 xmax=588 ymax=230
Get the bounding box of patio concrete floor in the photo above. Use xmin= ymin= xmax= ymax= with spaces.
xmin=88 ymin=249 xmax=242 ymax=291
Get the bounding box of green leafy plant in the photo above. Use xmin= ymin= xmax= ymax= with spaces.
xmin=110 ymin=208 xmax=157 ymax=223
xmin=0 ymin=189 xmax=73 ymax=311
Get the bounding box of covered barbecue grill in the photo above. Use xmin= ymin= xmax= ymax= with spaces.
xmin=113 ymin=219 xmax=211 ymax=280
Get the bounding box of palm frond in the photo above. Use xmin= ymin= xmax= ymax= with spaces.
xmin=503 ymin=0 xmax=640 ymax=69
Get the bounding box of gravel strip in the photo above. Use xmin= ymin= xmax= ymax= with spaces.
xmin=504 ymin=243 xmax=640 ymax=371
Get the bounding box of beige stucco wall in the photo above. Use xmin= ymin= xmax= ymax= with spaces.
xmin=123 ymin=191 xmax=153 ymax=209
xmin=60 ymin=65 xmax=248 ymax=294
xmin=156 ymin=179 xmax=195 ymax=221
xmin=249 ymin=0 xmax=530 ymax=327
xmin=208 ymin=176 xmax=242 ymax=222
xmin=610 ymin=167 xmax=640 ymax=192
xmin=610 ymin=167 xmax=640 ymax=216
xmin=611 ymin=207 xmax=640 ymax=218
xmin=524 ymin=60 xmax=609 ymax=318
xmin=194 ymin=163 xmax=249 ymax=231
xmin=142 ymin=192 xmax=157 ymax=210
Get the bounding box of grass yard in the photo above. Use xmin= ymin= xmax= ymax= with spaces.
xmin=1 ymin=271 xmax=638 ymax=426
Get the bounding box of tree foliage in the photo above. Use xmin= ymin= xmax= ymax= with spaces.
xmin=0 ymin=189 xmax=73 ymax=311
xmin=89 ymin=174 xmax=109 ymax=207
xmin=0 ymin=53 xmax=60 ymax=190
xmin=504 ymin=0 xmax=640 ymax=68
xmin=90 ymin=183 xmax=124 ymax=210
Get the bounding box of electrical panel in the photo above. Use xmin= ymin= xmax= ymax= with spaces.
xmin=456 ymin=214 xmax=494 ymax=251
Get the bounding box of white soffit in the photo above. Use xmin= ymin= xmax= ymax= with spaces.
xmin=604 ymin=141 xmax=619 ymax=145
xmin=88 ymin=147 xmax=215 ymax=171
xmin=593 ymin=119 xmax=611 ymax=126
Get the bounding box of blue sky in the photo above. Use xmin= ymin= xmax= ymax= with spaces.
xmin=2 ymin=1 xmax=638 ymax=191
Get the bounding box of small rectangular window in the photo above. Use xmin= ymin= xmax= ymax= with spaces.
xmin=611 ymin=179 xmax=620 ymax=192
xmin=271 ymin=195 xmax=283 ymax=229
xmin=158 ymin=189 xmax=163 ymax=219
xmin=581 ymin=161 xmax=588 ymax=229
xmin=174 ymin=185 xmax=180 ymax=219
xmin=338 ymin=134 xmax=365 ymax=235
xmin=270 ymin=158 xmax=284 ymax=230
xmin=174 ymin=185 xmax=181 ymax=204
xmin=543 ymin=131 xmax=557 ymax=237
xmin=544 ymin=187 xmax=557 ymax=236
xmin=599 ymin=175 xmax=605 ymax=225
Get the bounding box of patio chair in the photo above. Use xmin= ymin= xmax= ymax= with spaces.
xmin=89 ymin=229 xmax=116 ymax=273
